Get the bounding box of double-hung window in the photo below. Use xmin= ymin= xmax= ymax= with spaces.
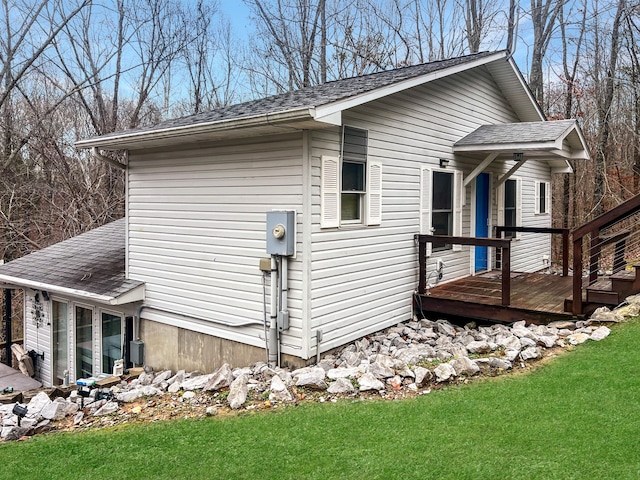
xmin=498 ymin=178 xmax=522 ymax=239
xmin=535 ymin=180 xmax=551 ymax=215
xmin=320 ymin=126 xmax=382 ymax=228
xmin=419 ymin=165 xmax=463 ymax=256
xmin=341 ymin=127 xmax=367 ymax=222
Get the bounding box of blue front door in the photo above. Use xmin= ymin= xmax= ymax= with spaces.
xmin=475 ymin=173 xmax=490 ymax=271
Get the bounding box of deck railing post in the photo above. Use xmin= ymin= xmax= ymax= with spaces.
xmin=2 ymin=288 xmax=11 ymax=367
xmin=589 ymin=230 xmax=600 ymax=284
xmin=416 ymin=235 xmax=427 ymax=295
xmin=501 ymin=244 xmax=511 ymax=306
xmin=562 ymin=229 xmax=569 ymax=277
xmin=572 ymin=237 xmax=583 ymax=315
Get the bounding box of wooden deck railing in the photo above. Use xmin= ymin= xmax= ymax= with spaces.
xmin=416 ymin=227 xmax=570 ymax=308
xmin=415 ymin=234 xmax=512 ymax=305
xmin=495 ymin=226 xmax=570 ymax=276
xmin=571 ymin=194 xmax=640 ymax=315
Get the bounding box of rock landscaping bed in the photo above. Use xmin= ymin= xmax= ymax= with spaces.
xmin=2 ymin=299 xmax=638 ymax=442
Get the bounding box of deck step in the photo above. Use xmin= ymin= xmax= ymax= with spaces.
xmin=585 ymin=279 xmax=622 ymax=305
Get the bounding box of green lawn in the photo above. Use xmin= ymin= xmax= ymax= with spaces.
xmin=2 ymin=320 xmax=640 ymax=479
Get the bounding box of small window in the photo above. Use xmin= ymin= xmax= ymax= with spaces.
xmin=432 ymin=171 xmax=454 ymax=249
xmin=341 ymin=127 xmax=367 ymax=223
xmin=536 ymin=181 xmax=550 ymax=215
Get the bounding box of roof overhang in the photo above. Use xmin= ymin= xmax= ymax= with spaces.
xmin=454 ymin=120 xmax=590 ymax=176
xmin=76 ymin=51 xmax=545 ymax=154
xmin=0 ymin=275 xmax=145 ymax=306
xmin=75 ymin=107 xmax=338 ymax=151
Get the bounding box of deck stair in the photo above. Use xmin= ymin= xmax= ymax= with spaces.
xmin=585 ymin=264 xmax=640 ymax=307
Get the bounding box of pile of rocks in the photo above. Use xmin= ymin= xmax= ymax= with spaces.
xmin=0 ymin=305 xmax=632 ymax=441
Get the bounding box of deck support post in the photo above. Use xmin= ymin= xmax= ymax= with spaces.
xmin=572 ymin=237 xmax=583 ymax=315
xmin=501 ymin=246 xmax=510 ymax=306
xmin=417 ymin=235 xmax=427 ymax=295
xmin=3 ymin=289 xmax=11 ymax=367
xmin=562 ymin=230 xmax=569 ymax=277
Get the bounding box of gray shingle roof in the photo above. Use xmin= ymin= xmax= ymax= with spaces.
xmin=83 ymin=51 xmax=499 ymax=143
xmin=454 ymin=119 xmax=577 ymax=147
xmin=0 ymin=219 xmax=142 ymax=301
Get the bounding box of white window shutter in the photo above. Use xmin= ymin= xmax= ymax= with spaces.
xmin=516 ymin=178 xmax=523 ymax=239
xmin=545 ymin=181 xmax=551 ymax=215
xmin=453 ymin=170 xmax=463 ymax=251
xmin=419 ymin=165 xmax=432 ymax=257
xmin=366 ymin=160 xmax=382 ymax=225
xmin=534 ymin=181 xmax=541 ymax=214
xmin=321 ymin=155 xmax=340 ymax=228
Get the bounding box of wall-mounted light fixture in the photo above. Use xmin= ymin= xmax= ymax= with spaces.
xmin=513 ymin=152 xmax=523 ymax=162
xmin=41 ymin=291 xmax=50 ymax=302
xmin=439 ymin=158 xmax=450 ymax=168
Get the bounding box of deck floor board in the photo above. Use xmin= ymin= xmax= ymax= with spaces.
xmin=418 ymin=271 xmax=577 ymax=323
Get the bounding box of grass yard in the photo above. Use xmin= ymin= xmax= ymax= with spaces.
xmin=2 ymin=320 xmax=640 ymax=479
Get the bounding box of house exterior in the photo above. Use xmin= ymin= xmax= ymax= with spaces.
xmin=0 ymin=50 xmax=589 ymax=387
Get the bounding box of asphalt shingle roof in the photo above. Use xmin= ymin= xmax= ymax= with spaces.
xmin=0 ymin=219 xmax=142 ymax=300
xmin=85 ymin=51 xmax=499 ymax=142
xmin=454 ymin=119 xmax=577 ymax=147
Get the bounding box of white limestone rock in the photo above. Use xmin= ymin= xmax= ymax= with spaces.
xmin=93 ymin=401 xmax=119 ymax=416
xmin=27 ymin=391 xmax=52 ymax=417
xmin=520 ymin=347 xmax=542 ymax=360
xmin=590 ymin=326 xmax=611 ymax=341
xmin=393 ymin=344 xmax=437 ymax=365
xmin=228 ymin=375 xmax=249 ymax=409
xmin=466 ymin=341 xmax=492 ymax=354
xmin=327 ymin=377 xmax=356 ymax=395
xmin=181 ymin=373 xmax=215 ymax=391
xmin=413 ymin=366 xmax=432 ymax=386
xmin=589 ymin=306 xmax=624 ymax=323
xmin=567 ymin=332 xmax=590 ymax=345
xmin=450 ymin=357 xmax=480 ymax=377
xmin=357 ymin=372 xmax=385 ymax=392
xmin=294 ymin=368 xmax=328 ymax=390
xmin=40 ymin=401 xmax=67 ymax=421
xmin=434 ymin=363 xmax=456 ymax=382
xmin=327 ymin=366 xmax=366 ymax=380
xmin=269 ymin=375 xmax=293 ymax=403
xmin=151 ymin=370 xmax=173 ymax=385
xmin=203 ymin=364 xmax=234 ymax=392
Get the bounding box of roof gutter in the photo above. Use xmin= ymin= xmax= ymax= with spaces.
xmin=92 ymin=147 xmax=126 ymax=169
xmin=75 ymin=107 xmax=318 ymax=150
xmin=0 ymin=274 xmax=142 ymax=305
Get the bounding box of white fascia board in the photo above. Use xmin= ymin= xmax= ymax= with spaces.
xmin=453 ymin=141 xmax=558 ymax=153
xmin=505 ymin=56 xmax=546 ymax=122
xmin=559 ymin=123 xmax=591 ymax=160
xmin=313 ymin=52 xmax=509 ymax=121
xmin=75 ymin=108 xmax=317 ymax=150
xmin=0 ymin=274 xmax=144 ymax=305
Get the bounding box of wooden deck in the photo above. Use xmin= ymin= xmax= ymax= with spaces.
xmin=415 ymin=271 xmax=580 ymax=324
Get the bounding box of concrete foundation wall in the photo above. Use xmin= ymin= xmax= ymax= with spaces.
xmin=140 ymin=319 xmax=310 ymax=372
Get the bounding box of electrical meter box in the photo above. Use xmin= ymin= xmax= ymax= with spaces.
xmin=266 ymin=210 xmax=296 ymax=256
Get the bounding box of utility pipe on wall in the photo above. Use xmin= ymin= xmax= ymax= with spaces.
xmin=269 ymin=255 xmax=279 ymax=366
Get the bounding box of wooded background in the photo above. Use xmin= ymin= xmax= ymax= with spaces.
xmin=0 ymin=0 xmax=639 ymax=262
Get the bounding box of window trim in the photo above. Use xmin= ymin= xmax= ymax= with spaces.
xmin=320 ymin=126 xmax=382 ymax=229
xmin=535 ymin=180 xmax=551 ymax=215
xmin=420 ymin=165 xmax=463 ymax=256
xmin=497 ymin=177 xmax=522 ymax=240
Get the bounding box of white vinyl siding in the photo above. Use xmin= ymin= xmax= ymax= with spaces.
xmin=23 ymin=290 xmax=53 ymax=387
xmin=308 ymin=65 xmax=533 ymax=355
xmin=127 ymin=134 xmax=305 ymax=354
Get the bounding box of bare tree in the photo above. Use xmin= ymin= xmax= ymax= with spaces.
xmin=529 ymin=0 xmax=567 ymax=106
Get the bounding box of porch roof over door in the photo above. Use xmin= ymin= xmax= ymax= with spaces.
xmin=453 ymin=119 xmax=589 ymax=184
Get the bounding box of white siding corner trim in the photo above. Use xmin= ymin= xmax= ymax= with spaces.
xmin=452 ymin=169 xmax=463 ymax=252
xmin=366 ymin=160 xmax=382 ymax=225
xmin=419 ymin=165 xmax=432 ymax=257
xmin=321 ymin=155 xmax=340 ymax=228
